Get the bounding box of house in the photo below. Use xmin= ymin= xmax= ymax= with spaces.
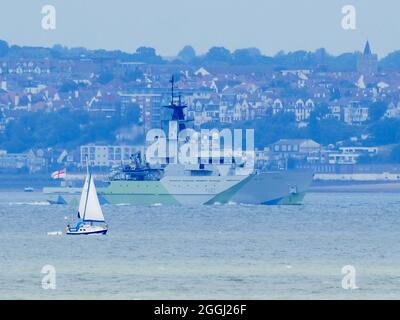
xmin=270 ymin=139 xmax=321 ymax=162
xmin=272 ymin=99 xmax=284 ymax=114
xmin=26 ymin=149 xmax=47 ymax=173
xmin=271 ymin=139 xmax=320 ymax=153
xmin=195 ymin=67 xmax=210 ymax=77
xmin=343 ymin=102 xmax=369 ymax=124
xmin=294 ymin=99 xmax=315 ymax=122
xmin=219 ymin=103 xmax=234 ymax=123
xmin=0 ymin=150 xmax=28 ymax=170
xmin=385 ymin=102 xmax=400 ymax=119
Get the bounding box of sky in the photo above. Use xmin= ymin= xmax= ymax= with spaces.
xmin=0 ymin=0 xmax=398 ymax=57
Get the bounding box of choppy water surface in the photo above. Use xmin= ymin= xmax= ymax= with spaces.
xmin=1 ymin=191 xmax=400 ymax=299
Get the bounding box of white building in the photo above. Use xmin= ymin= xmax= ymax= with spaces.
xmin=385 ymin=102 xmax=400 ymax=119
xmin=339 ymin=146 xmax=379 ymax=155
xmin=328 ymin=153 xmax=359 ymax=165
xmin=343 ymin=103 xmax=369 ymax=124
xmin=327 ymin=146 xmax=379 ymax=165
xmin=81 ymin=145 xmax=144 ymax=167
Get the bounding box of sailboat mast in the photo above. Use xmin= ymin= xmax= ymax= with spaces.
xmin=82 ymin=173 xmax=91 ymax=222
xmin=82 ymin=160 xmax=91 ymax=222
xmin=171 ymin=76 xmax=175 ymax=105
xmin=86 ymin=155 xmax=90 ymax=175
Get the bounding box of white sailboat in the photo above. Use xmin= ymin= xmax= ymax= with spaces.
xmin=66 ymin=169 xmax=108 ymax=235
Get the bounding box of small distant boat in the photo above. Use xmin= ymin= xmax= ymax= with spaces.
xmin=47 ymin=195 xmax=67 ymax=205
xmin=24 ymin=187 xmax=34 ymax=192
xmin=66 ymin=167 xmax=108 ymax=236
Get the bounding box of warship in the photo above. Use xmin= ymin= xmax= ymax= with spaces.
xmin=44 ymin=78 xmax=313 ymax=206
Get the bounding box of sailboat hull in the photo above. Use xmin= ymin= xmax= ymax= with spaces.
xmin=66 ymin=224 xmax=108 ymax=235
xmin=66 ymin=230 xmax=108 ymax=235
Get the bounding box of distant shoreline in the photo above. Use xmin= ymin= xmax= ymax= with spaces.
xmin=310 ymin=180 xmax=400 ymax=193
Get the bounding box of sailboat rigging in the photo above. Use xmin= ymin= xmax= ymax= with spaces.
xmin=66 ymin=164 xmax=108 ymax=235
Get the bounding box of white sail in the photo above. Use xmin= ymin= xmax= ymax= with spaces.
xmin=83 ymin=175 xmax=105 ymax=222
xmin=77 ymin=174 xmax=90 ymax=219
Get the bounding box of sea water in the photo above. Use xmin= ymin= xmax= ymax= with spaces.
xmin=0 ymin=191 xmax=400 ymax=299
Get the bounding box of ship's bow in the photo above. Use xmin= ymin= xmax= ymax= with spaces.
xmin=227 ymin=170 xmax=314 ymax=205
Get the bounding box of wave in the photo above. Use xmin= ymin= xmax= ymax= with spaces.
xmin=9 ymin=201 xmax=51 ymax=206
xmin=47 ymin=231 xmax=63 ymax=236
xmin=151 ymin=203 xmax=163 ymax=207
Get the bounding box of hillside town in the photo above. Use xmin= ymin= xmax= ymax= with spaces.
xmin=1 ymin=41 xmax=400 ymax=181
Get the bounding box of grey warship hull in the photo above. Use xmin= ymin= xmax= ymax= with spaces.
xmin=43 ymin=170 xmax=313 ymax=206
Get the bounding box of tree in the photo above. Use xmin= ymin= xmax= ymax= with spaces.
xmin=0 ymin=110 xmax=143 ymax=152
xmin=330 ymin=87 xmax=341 ymax=101
xmin=60 ymin=80 xmax=78 ymax=92
xmin=136 ymin=46 xmax=156 ymax=57
xmin=98 ymin=72 xmax=114 ymax=85
xmin=177 ymin=45 xmax=196 ymax=63
xmin=380 ymin=51 xmax=400 ymax=70
xmin=309 ymin=103 xmax=329 ymax=137
xmin=232 ymin=48 xmax=262 ymax=65
xmin=205 ymin=47 xmax=232 ymax=63
xmin=309 ymin=118 xmax=362 ymax=145
xmin=391 ymin=145 xmax=400 ymax=163
xmin=329 ymin=52 xmax=358 ymax=72
xmin=311 ymin=103 xmax=330 ymax=121
xmin=369 ymin=118 xmax=400 ymax=145
xmin=368 ymin=101 xmax=387 ymax=122
xmin=232 ymin=112 xmax=306 ymax=148
xmin=134 ymin=47 xmax=163 ymax=63
xmin=0 ymin=40 xmax=9 ymax=57
xmin=122 ymin=69 xmax=144 ymax=82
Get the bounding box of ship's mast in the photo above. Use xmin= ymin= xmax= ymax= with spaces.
xmin=163 ymin=76 xmax=188 ymax=131
xmin=171 ymin=76 xmax=175 ymax=106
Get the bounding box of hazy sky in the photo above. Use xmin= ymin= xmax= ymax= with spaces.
xmin=0 ymin=0 xmax=398 ymax=57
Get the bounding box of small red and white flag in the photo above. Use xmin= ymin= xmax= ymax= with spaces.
xmin=51 ymin=168 xmax=67 ymax=180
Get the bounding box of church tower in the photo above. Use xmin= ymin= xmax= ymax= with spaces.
xmin=357 ymin=41 xmax=378 ymax=75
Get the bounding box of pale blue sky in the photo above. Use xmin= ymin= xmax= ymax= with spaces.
xmin=0 ymin=0 xmax=398 ymax=57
